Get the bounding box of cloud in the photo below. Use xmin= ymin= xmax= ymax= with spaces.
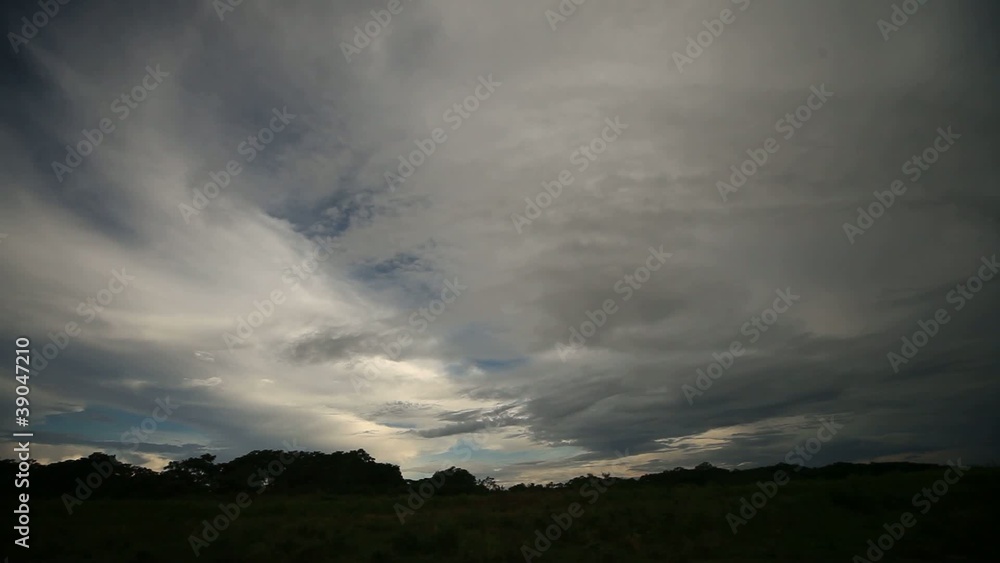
xmin=183 ymin=377 xmax=224 ymax=388
xmin=1 ymin=0 xmax=998 ymax=485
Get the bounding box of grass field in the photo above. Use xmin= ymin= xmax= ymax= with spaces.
xmin=14 ymin=467 xmax=996 ymax=562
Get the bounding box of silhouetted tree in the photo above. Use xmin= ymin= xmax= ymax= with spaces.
xmin=476 ymin=476 xmax=503 ymax=492
xmin=5 ymin=449 xmax=954 ymax=502
xmin=163 ymin=454 xmax=219 ymax=490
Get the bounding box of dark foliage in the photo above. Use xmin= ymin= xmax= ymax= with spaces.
xmin=3 ymin=448 xmax=969 ymax=504
xmin=4 ymin=448 xmax=412 ymax=500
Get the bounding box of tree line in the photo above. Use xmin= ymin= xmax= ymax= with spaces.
xmin=4 ymin=448 xmax=958 ymax=504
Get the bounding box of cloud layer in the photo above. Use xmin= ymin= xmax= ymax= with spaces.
xmin=2 ymin=0 xmax=999 ymax=485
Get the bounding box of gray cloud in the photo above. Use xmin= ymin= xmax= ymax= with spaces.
xmin=1 ymin=0 xmax=998 ymax=485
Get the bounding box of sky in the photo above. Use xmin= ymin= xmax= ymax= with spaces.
xmin=1 ymin=0 xmax=998 ymax=486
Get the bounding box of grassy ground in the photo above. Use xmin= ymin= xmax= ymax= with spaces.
xmin=13 ymin=468 xmax=996 ymax=562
